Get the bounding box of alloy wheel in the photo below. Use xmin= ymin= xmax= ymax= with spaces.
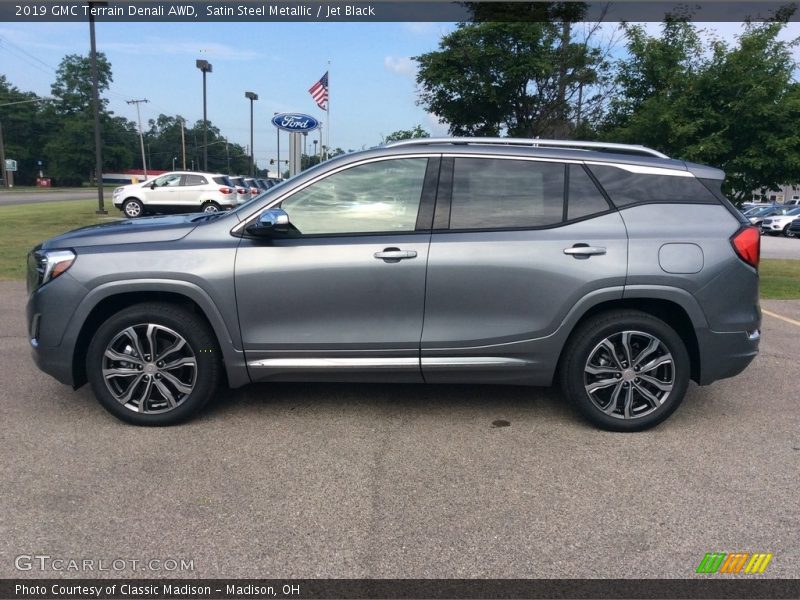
xmin=583 ymin=330 xmax=675 ymax=420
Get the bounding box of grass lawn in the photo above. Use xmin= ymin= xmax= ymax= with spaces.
xmin=759 ymin=259 xmax=800 ymax=299
xmin=0 ymin=200 xmax=120 ymax=279
xmin=0 ymin=200 xmax=798 ymax=300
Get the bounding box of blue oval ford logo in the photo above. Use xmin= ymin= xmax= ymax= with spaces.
xmin=271 ymin=113 xmax=319 ymax=132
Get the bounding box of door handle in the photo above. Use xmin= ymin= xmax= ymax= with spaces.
xmin=374 ymin=248 xmax=417 ymax=261
xmin=563 ymin=244 xmax=607 ymax=257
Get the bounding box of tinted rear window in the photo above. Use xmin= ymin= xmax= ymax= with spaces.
xmin=588 ymin=165 xmax=717 ymax=207
xmin=213 ymin=176 xmax=232 ymax=186
xmin=450 ymin=158 xmax=565 ymax=229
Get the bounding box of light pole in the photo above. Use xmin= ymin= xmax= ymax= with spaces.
xmin=245 ymin=91 xmax=258 ymax=176
xmin=196 ymin=59 xmax=212 ymax=171
xmin=172 ymin=156 xmax=177 ymax=170
xmin=313 ymin=139 xmax=318 ymax=164
xmin=89 ymin=1 xmax=108 ymax=213
xmin=273 ymin=112 xmax=280 ymax=179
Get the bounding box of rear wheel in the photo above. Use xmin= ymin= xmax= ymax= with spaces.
xmin=122 ymin=198 xmax=144 ymax=218
xmin=86 ymin=303 xmax=221 ymax=426
xmin=201 ymin=201 xmax=221 ymax=214
xmin=560 ymin=310 xmax=690 ymax=432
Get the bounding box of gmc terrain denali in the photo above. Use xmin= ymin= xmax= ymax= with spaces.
xmin=26 ymin=138 xmax=761 ymax=430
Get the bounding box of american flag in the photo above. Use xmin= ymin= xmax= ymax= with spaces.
xmin=308 ymin=72 xmax=329 ymax=111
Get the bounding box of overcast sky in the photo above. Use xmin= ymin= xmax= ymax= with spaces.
xmin=1 ymin=20 xmax=798 ymax=171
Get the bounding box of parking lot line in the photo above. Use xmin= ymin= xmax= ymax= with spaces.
xmin=762 ymin=308 xmax=800 ymax=328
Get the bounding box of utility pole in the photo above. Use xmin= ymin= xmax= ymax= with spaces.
xmin=180 ymin=117 xmax=186 ymax=170
xmin=127 ymin=98 xmax=149 ymax=179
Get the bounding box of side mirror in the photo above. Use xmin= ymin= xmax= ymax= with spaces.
xmin=245 ymin=208 xmax=292 ymax=237
xmin=150 ymin=182 xmax=156 ymax=189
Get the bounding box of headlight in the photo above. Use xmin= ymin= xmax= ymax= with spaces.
xmin=113 ymin=187 xmax=123 ymax=195
xmin=28 ymin=249 xmax=76 ymax=292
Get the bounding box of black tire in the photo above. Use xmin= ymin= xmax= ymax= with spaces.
xmin=559 ymin=310 xmax=690 ymax=432
xmin=122 ymin=198 xmax=144 ymax=218
xmin=783 ymin=224 xmax=793 ymax=237
xmin=86 ymin=302 xmax=221 ymax=426
xmin=201 ymin=201 xmax=221 ymax=214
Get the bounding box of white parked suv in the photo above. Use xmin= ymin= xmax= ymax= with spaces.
xmin=112 ymin=171 xmax=238 ymax=218
xmin=760 ymin=206 xmax=800 ymax=236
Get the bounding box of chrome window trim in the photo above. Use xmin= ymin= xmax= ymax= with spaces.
xmin=583 ymin=161 xmax=694 ymax=177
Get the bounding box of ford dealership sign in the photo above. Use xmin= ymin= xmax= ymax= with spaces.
xmin=271 ymin=113 xmax=319 ymax=132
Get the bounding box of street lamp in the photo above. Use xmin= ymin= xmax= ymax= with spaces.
xmin=313 ymin=139 xmax=318 ymax=163
xmin=273 ymin=112 xmax=280 ymax=179
xmin=89 ymin=1 xmax=109 ymax=214
xmin=245 ymin=91 xmax=258 ymax=176
xmin=172 ymin=156 xmax=177 ymax=170
xmin=196 ymin=59 xmax=212 ymax=171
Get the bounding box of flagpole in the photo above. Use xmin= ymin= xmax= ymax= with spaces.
xmin=326 ymin=60 xmax=330 ymax=159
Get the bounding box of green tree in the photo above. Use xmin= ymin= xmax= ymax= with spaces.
xmin=0 ymin=76 xmax=51 ymax=185
xmin=415 ymin=22 xmax=607 ymax=138
xmin=50 ymin=53 xmax=112 ymax=116
xmin=383 ymin=125 xmax=430 ymax=143
xmin=603 ymin=22 xmax=800 ymax=200
xmin=43 ymin=53 xmax=138 ymax=185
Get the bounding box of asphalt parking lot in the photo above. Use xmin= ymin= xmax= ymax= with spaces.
xmin=1 ymin=281 xmax=798 ymax=580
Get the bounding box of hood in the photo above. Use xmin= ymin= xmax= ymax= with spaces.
xmin=40 ymin=214 xmax=200 ymax=250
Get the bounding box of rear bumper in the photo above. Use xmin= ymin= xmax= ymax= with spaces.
xmin=696 ymin=327 xmax=760 ymax=385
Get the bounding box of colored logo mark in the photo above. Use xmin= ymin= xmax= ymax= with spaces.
xmin=696 ymin=552 xmax=773 ymax=574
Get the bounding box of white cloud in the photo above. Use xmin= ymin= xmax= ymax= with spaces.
xmin=384 ymin=55 xmax=416 ymax=78
xmin=425 ymin=112 xmax=450 ymax=137
xmin=102 ymin=40 xmax=263 ymax=61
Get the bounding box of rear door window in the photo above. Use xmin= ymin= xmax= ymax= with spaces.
xmin=449 ymin=158 xmax=565 ymax=229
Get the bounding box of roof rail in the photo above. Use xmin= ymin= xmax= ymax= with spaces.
xmin=384 ymin=137 xmax=670 ymax=159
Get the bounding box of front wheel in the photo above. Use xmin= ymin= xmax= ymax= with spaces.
xmin=86 ymin=303 xmax=221 ymax=426
xmin=122 ymin=198 xmax=144 ymax=218
xmin=560 ymin=310 xmax=690 ymax=432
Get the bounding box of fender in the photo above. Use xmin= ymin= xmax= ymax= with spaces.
xmin=65 ymin=278 xmax=249 ymax=388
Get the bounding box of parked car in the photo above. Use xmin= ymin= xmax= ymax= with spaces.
xmin=747 ymin=205 xmax=786 ymax=226
xmin=243 ymin=177 xmax=262 ymax=197
xmin=760 ymin=207 xmax=800 ymax=236
xmin=112 ymin=172 xmax=236 ymax=217
xmin=26 ymin=138 xmax=760 ymax=431
xmin=227 ymin=176 xmax=251 ymax=204
xmin=788 ymin=215 xmax=800 ymax=237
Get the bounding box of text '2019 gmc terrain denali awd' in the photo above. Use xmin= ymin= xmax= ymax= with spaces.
xmin=27 ymin=138 xmax=761 ymax=431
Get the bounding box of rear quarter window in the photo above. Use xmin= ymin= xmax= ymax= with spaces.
xmin=587 ymin=165 xmax=718 ymax=207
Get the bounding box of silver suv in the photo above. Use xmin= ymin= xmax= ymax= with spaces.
xmin=27 ymin=138 xmax=761 ymax=431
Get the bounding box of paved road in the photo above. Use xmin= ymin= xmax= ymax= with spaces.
xmin=1 ymin=281 xmax=798 ymax=579
xmin=761 ymin=233 xmax=800 ymax=259
xmin=0 ymin=189 xmax=102 ymax=206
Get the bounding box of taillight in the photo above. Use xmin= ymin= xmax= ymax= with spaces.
xmin=237 ymin=187 xmax=247 ymax=194
xmin=250 ymin=187 xmax=259 ymax=194
xmin=731 ymin=226 xmax=760 ymax=268
xmin=219 ymin=187 xmax=232 ymax=194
